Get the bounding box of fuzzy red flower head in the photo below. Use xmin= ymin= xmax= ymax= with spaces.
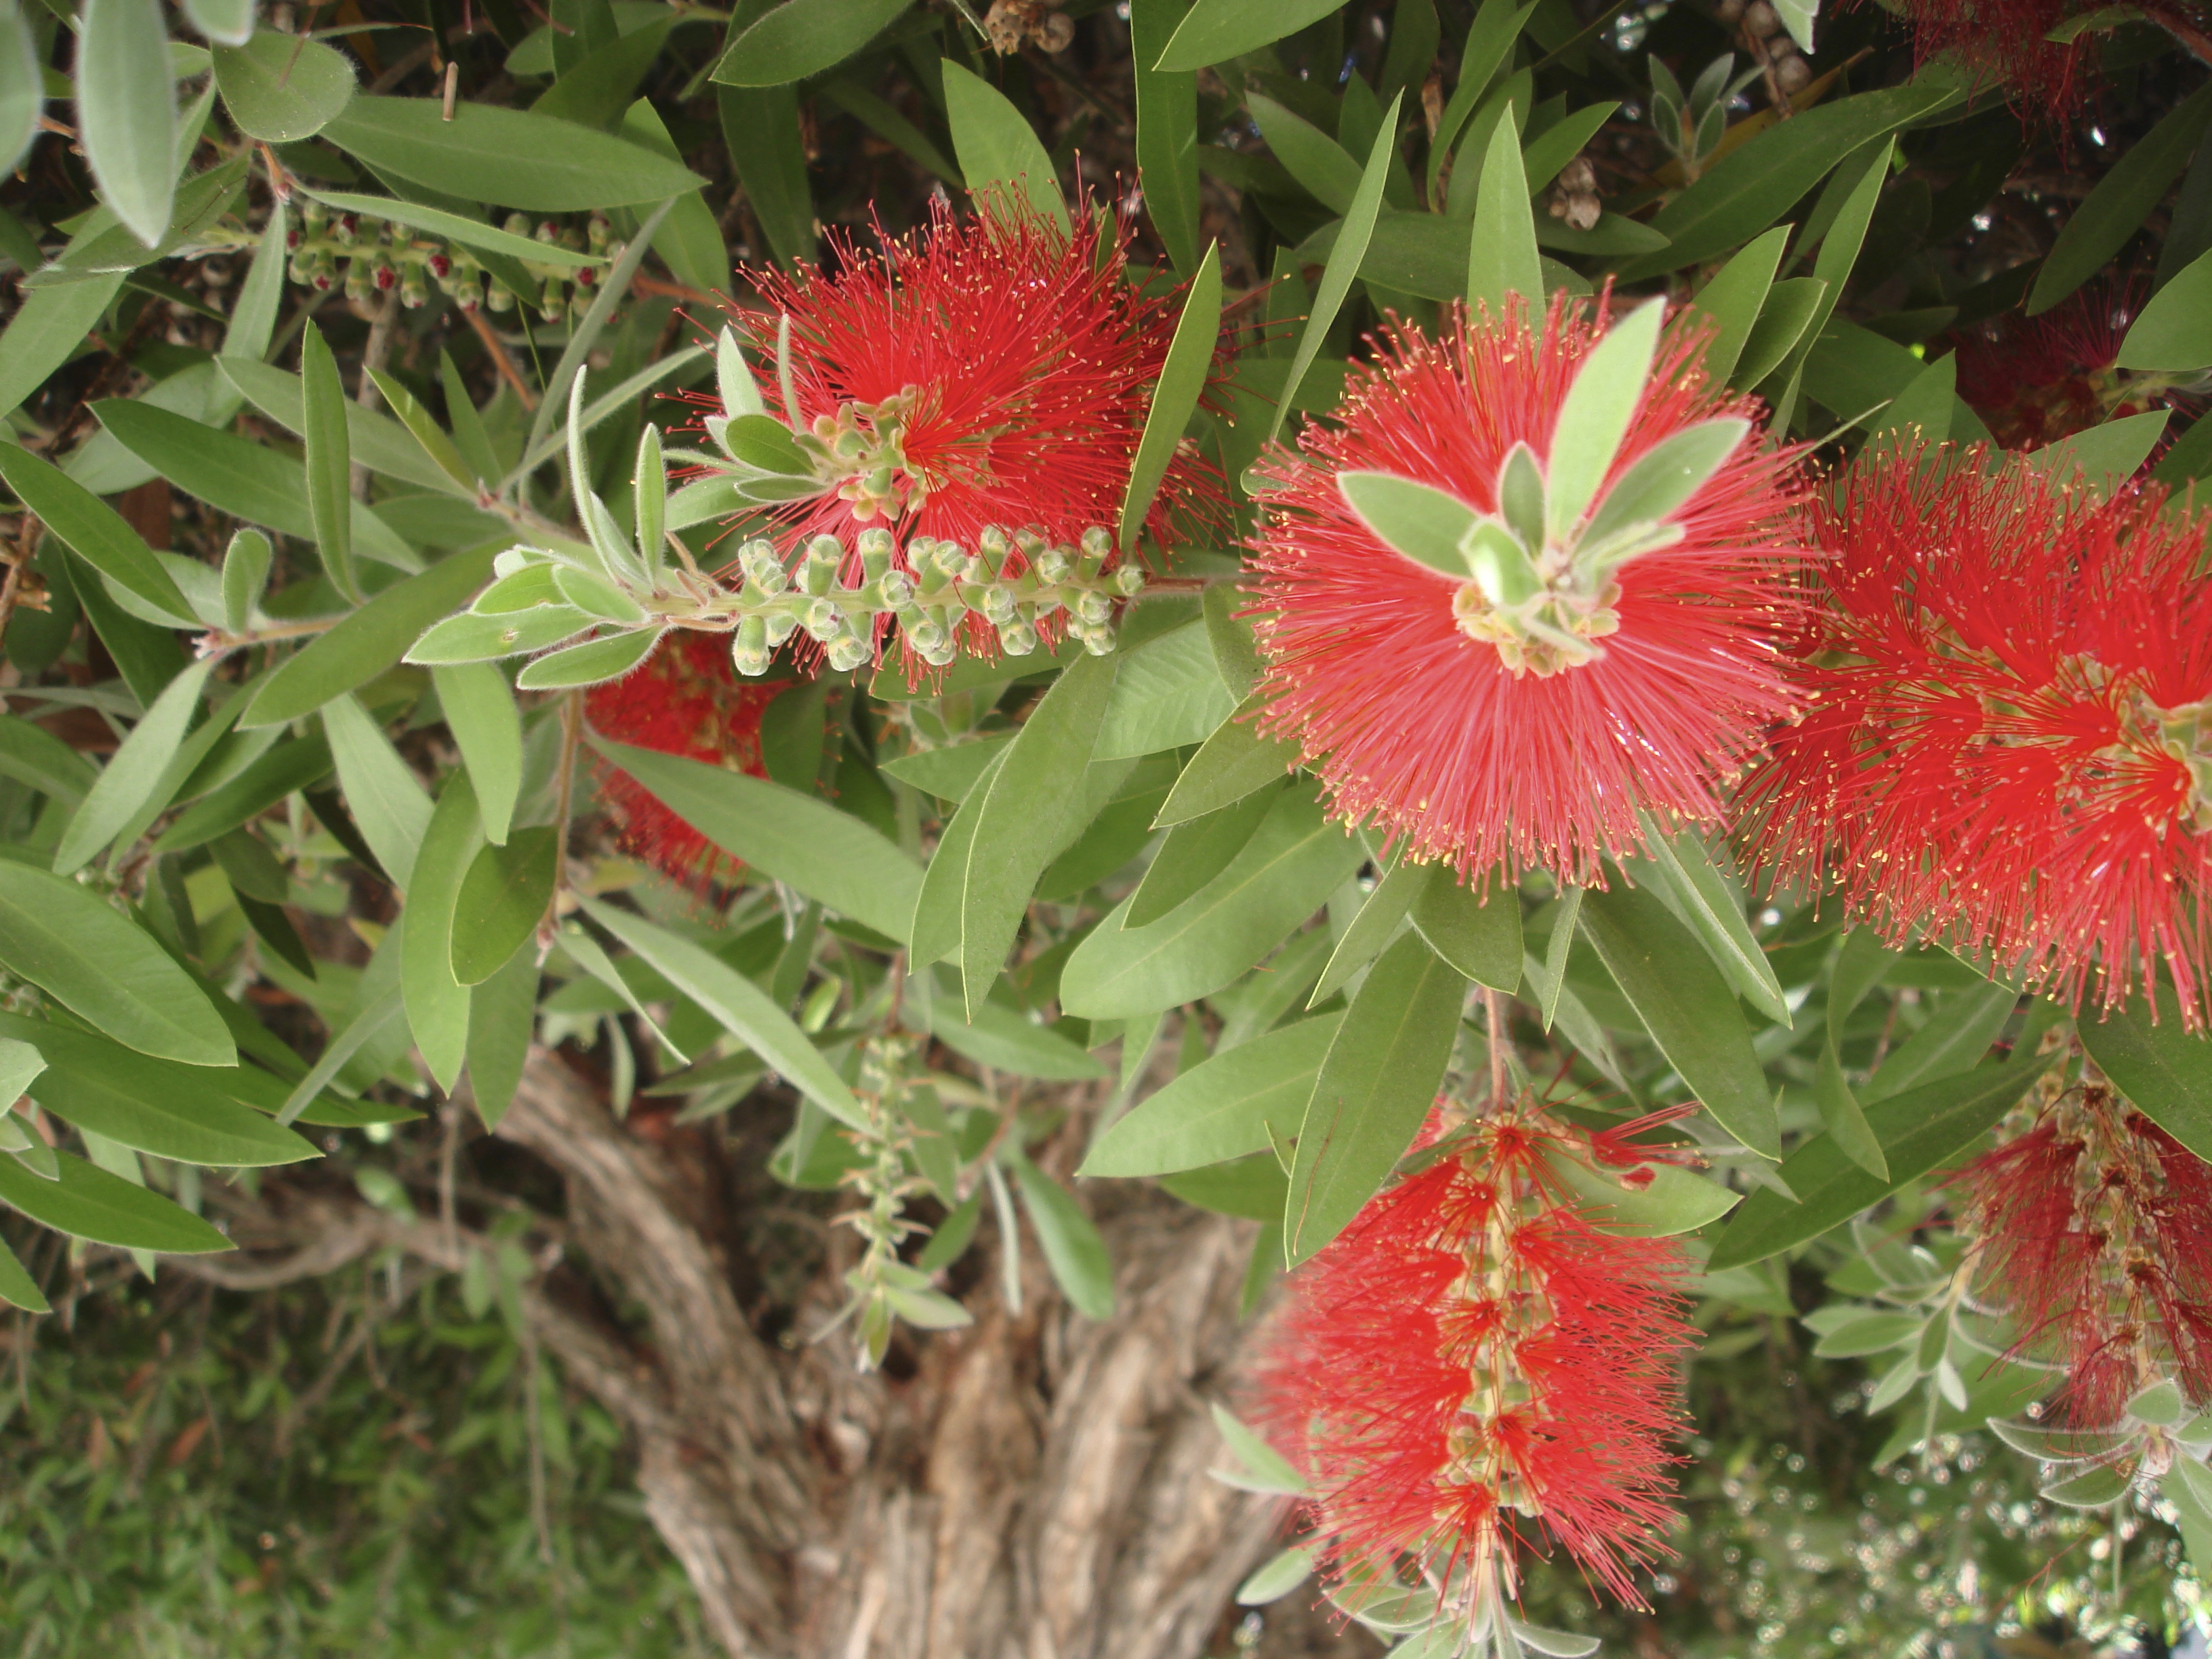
xmin=584 ymin=631 xmax=791 ymax=888
xmin=1245 ymin=293 xmax=1803 ymax=888
xmin=710 ymin=199 xmax=1222 ymax=575
xmin=1951 ymin=280 xmax=2205 ymax=451
xmin=1950 ymin=1086 xmax=2212 ymax=1439
xmin=1885 ymin=0 xmax=2091 ymax=118
xmin=1740 ymin=441 xmax=2212 ymax=1025
xmin=1253 ymin=1098 xmax=1694 ymax=1635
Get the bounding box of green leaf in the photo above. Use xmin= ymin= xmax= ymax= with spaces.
xmin=2078 ymin=985 xmax=2212 ymax=1162
xmin=1869 ymin=352 xmax=1955 ymax=442
xmin=1269 ymin=94 xmax=1402 ymax=445
xmin=1081 ymin=1013 xmax=1340 ymax=1176
xmin=449 ymin=827 xmax=558 ymax=986
xmin=407 ymin=605 xmax=592 ymax=665
xmin=947 ymin=654 xmax=1117 ymax=1008
xmin=0 ymin=1228 xmax=47 ymax=1313
xmin=1706 ymin=1051 xmax=2056 ymax=1269
xmin=1541 ymin=1146 xmax=1740 ymax=1235
xmin=1236 ymin=1547 xmax=1315 ymax=1607
xmin=1132 ymin=0 xmax=1203 ymax=274
xmin=211 ymin=30 xmax=355 ymax=142
xmin=154 ymin=734 xmax=332 ymax=855
xmin=0 ymin=1012 xmax=310 ymax=1167
xmin=181 ymin=0 xmax=255 ymax=44
xmin=1580 ymin=421 xmax=1751 ymax=550
xmin=1153 ymin=697 xmax=1300 ymax=825
xmin=323 ymin=693 xmax=432 ymax=888
xmin=402 ymin=773 xmax=480 ymax=1092
xmin=1547 ymin=299 xmax=1665 ymax=537
xmin=1336 ymin=472 xmax=1481 ymax=576
xmin=1311 ymin=859 xmax=1422 ymax=1006
xmin=463 ymin=945 xmax=537 ymax=1130
xmin=1007 ymin=1147 xmax=1115 ymax=1318
xmin=1286 ymin=928 xmax=1466 ymax=1264
xmin=922 ymin=984 xmax=1107 ymax=1082
xmin=0 ymin=270 xmax=126 ymax=423
xmin=1732 ymin=279 xmax=1828 ymax=412
xmin=0 ymin=1144 xmax=231 ymax=1252
xmin=879 ymin=735 xmax=1012 ymax=803
xmin=711 ymin=0 xmax=914 ymax=87
xmin=1095 ymin=624 xmax=1233 ymax=760
xmin=1810 ymin=1311 xmax=1925 ymax=1357
xmin=2118 ymin=245 xmax=2212 ymax=369
xmin=1410 ymin=866 xmax=1521 ymax=992
xmin=591 ymin=737 xmax=924 ymax=943
xmin=1120 ymin=243 xmax=1221 ymax=550
xmin=218 ymin=354 xmax=470 ymax=496
xmin=433 ymin=663 xmax=523 ymax=846
xmin=1250 ymin=95 xmax=1362 ymax=212
xmin=0 ymin=865 xmax=232 ymax=1067
xmin=2041 ymin=1464 xmax=2131 ymax=1510
xmin=940 ymin=60 xmax=1067 ymax=233
xmin=321 ymin=96 xmax=705 ymax=211
xmin=1467 ymin=104 xmax=1541 ymax=315
xmin=78 ymin=0 xmax=178 ymax=247
xmin=1128 ymin=780 xmax=1282 ymax=928
xmin=247 ymin=548 xmax=500 ymax=730
xmin=0 ymin=716 xmax=96 ymax=805
xmin=716 ymin=84 xmax=815 ymax=268
xmin=1580 ymin=881 xmax=1778 ymax=1160
xmin=514 ymin=627 xmax=663 ymax=690
xmin=1618 ymin=79 xmax=1963 ymax=279
xmin=0 ymin=0 xmax=40 ymax=178
xmin=581 ymin=897 xmax=866 ymax=1129
xmin=1864 ymin=979 xmax=2017 ymax=1102
xmin=221 ymin=528 xmax=270 ymax=633
xmin=1686 ymin=225 xmax=1789 ymax=388
xmin=0 ymin=444 xmax=195 ymax=623
xmin=53 ymin=658 xmax=214 ymax=876
xmin=2025 ymin=408 xmax=2170 ymax=497
xmin=1628 ymin=820 xmax=1788 ymax=1026
xmin=1155 ymin=0 xmax=1343 ymax=70
xmin=2030 ymin=80 xmax=2212 ymax=315
xmin=1061 ymin=788 xmax=1363 ymax=1019
xmin=1816 ymin=1040 xmax=1887 ymax=1179
xmin=1160 ymin=1150 xmax=1288 ymax=1218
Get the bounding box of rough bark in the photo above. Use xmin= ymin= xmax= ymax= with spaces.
xmin=184 ymin=1048 xmax=1343 ymax=1659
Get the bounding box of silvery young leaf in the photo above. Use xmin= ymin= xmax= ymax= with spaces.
xmin=1336 ymin=472 xmax=1480 ymax=575
xmin=1546 ymin=298 xmax=1666 ymax=539
xmin=1579 ymin=419 xmax=1750 ymax=550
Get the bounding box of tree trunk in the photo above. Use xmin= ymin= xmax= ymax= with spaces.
xmin=192 ymin=1050 xmax=1354 ymax=1659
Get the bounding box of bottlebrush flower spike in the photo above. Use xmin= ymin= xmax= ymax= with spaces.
xmin=1950 ymin=280 xmax=2205 ymax=451
xmin=1246 ymin=292 xmax=1803 ymax=888
xmin=710 ymin=202 xmax=1223 ymax=617
xmin=583 ymin=631 xmax=791 ymax=888
xmin=1254 ymin=1098 xmax=1694 ymax=1636
xmin=1886 ymin=0 xmax=2091 ymax=119
xmin=1739 ymin=441 xmax=2212 ymax=1025
xmin=1951 ymin=1085 xmax=2212 ymax=1435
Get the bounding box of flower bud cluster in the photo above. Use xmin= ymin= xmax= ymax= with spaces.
xmin=285 ymin=201 xmax=620 ymax=319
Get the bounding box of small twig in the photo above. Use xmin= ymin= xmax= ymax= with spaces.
xmin=1484 ymin=987 xmax=1509 ymax=1110
xmin=632 ymin=272 xmax=729 ymax=308
xmin=0 ymin=516 xmax=43 ymax=659
xmin=464 ymin=306 xmax=539 ymax=410
xmin=196 ymin=615 xmax=341 ymax=659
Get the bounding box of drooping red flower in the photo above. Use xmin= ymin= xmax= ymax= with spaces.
xmin=1949 ymin=280 xmax=2202 ymax=451
xmin=1883 ymin=0 xmax=2091 ymax=119
xmin=722 ymin=201 xmax=1223 ymax=592
xmin=1254 ymin=1100 xmax=1694 ymax=1622
xmin=1950 ymin=1087 xmax=2212 ymax=1426
xmin=583 ymin=631 xmax=791 ymax=887
xmin=1245 ymin=293 xmax=1804 ymax=888
xmin=1739 ymin=441 xmax=2212 ymax=1025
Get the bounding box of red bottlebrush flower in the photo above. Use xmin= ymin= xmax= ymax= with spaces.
xmin=1739 ymin=441 xmax=2212 ymax=1025
xmin=724 ymin=201 xmax=1224 ymax=575
xmin=1244 ymin=294 xmax=1803 ymax=888
xmin=1254 ymin=1100 xmax=1694 ymax=1624
xmin=1884 ymin=0 xmax=2091 ymax=119
xmin=1949 ymin=281 xmax=2203 ymax=451
xmin=1950 ymin=1087 xmax=2212 ymax=1426
xmin=583 ymin=631 xmax=790 ymax=888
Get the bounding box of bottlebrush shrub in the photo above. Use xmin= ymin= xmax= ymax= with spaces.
xmin=583 ymin=631 xmax=789 ymax=887
xmin=1245 ymin=293 xmax=1803 ymax=888
xmin=1254 ymin=1098 xmax=1695 ymax=1636
xmin=1950 ymin=281 xmax=2202 ymax=451
xmin=716 ymin=201 xmax=1224 ymax=582
xmin=1740 ymin=441 xmax=2212 ymax=1025
xmin=1885 ymin=0 xmax=2092 ymax=118
xmin=1951 ymin=1084 xmax=2212 ymax=1443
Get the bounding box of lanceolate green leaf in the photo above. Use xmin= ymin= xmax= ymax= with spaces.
xmin=591 ymin=737 xmax=924 ymax=943
xmin=1155 ymin=0 xmax=1343 ymax=71
xmin=0 ymin=272 xmax=128 ymax=424
xmin=1061 ymin=788 xmax=1364 ymax=1019
xmin=1154 ymin=699 xmax=1300 ymax=825
xmin=1686 ymin=225 xmax=1789 ymax=388
xmin=321 ymin=96 xmax=707 ymax=211
xmin=1409 ymin=866 xmax=1521 ymax=992
xmin=1082 ymin=1013 xmax=1341 ymax=1176
xmin=77 ymin=0 xmax=177 ymax=247
xmin=1007 ymin=1148 xmax=1115 ymax=1319
xmin=581 ymin=897 xmax=865 ymax=1130
xmin=323 ymin=694 xmax=432 ymax=889
xmin=2118 ymin=245 xmax=2212 ymax=370
xmin=1127 ymin=780 xmax=1282 ymax=927
xmin=2078 ymin=986 xmax=2212 ymax=1162
xmin=0 ymin=1144 xmax=232 ymax=1252
xmin=1120 ymin=242 xmax=1221 ymax=550
xmin=712 ymin=0 xmax=914 ymax=88
xmin=941 ymin=60 xmax=1068 ymax=234
xmin=1706 ymin=1052 xmax=2057 ymax=1269
xmin=1466 ymin=106 xmax=1540 ymax=316
xmin=300 ymin=324 xmax=358 ymax=602
xmin=0 ymin=867 xmax=232 ymax=1067
xmin=401 ymin=773 xmax=482 ymax=1092
xmin=0 ymin=1012 xmax=310 ymax=1167
xmin=0 ymin=445 xmax=195 ymax=622
xmin=1094 ymin=623 xmax=1233 ymax=760
xmin=1132 ymin=0 xmax=1203 ymax=274
xmin=1269 ymin=93 xmax=1402 ymax=445
xmin=53 ymin=658 xmax=214 ymax=876
xmin=1630 ymin=821 xmax=1789 ymax=1026
xmin=449 ymin=827 xmax=558 ymax=986
xmin=2030 ymin=79 xmax=2212 ymax=315
xmin=1286 ymin=929 xmax=1467 ymax=1265
xmin=433 ymin=663 xmax=523 ymax=846
xmin=1580 ymin=881 xmax=1779 ymax=1160
xmin=0 ymin=0 xmax=39 ymax=180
